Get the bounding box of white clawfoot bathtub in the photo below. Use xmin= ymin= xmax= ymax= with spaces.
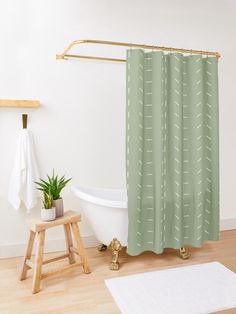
xmin=72 ymin=186 xmax=128 ymax=247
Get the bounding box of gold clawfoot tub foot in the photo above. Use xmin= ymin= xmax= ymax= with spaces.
xmin=97 ymin=244 xmax=108 ymax=252
xmin=179 ymin=247 xmax=190 ymax=259
xmin=108 ymin=238 xmax=123 ymax=270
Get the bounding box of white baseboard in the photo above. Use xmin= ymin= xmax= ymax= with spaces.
xmin=0 ymin=235 xmax=99 ymax=259
xmin=220 ymin=218 xmax=236 ymax=231
xmin=1 ymin=219 xmax=236 ymax=259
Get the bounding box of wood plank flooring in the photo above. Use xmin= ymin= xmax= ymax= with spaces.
xmin=0 ymin=230 xmax=236 ymax=314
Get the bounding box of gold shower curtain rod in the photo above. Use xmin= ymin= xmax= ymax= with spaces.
xmin=56 ymin=39 xmax=221 ymax=62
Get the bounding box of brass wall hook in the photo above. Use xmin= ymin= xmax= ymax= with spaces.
xmin=22 ymin=114 xmax=28 ymax=129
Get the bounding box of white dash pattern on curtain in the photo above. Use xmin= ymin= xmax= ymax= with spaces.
xmin=126 ymin=49 xmax=219 ymax=256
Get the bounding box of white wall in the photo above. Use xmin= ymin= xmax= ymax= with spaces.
xmin=0 ymin=0 xmax=236 ymax=258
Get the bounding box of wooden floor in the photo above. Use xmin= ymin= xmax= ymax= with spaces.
xmin=0 ymin=230 xmax=236 ymax=314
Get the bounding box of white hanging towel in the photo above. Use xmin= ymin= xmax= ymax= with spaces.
xmin=8 ymin=129 xmax=39 ymax=213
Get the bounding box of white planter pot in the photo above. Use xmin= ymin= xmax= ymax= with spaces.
xmin=41 ymin=207 xmax=56 ymax=221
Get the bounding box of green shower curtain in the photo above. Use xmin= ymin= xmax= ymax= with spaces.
xmin=126 ymin=49 xmax=219 ymax=256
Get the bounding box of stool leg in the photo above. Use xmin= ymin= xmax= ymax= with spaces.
xmin=32 ymin=230 xmax=45 ymax=294
xmin=19 ymin=230 xmax=36 ymax=280
xmin=63 ymin=223 xmax=76 ymax=264
xmin=71 ymin=222 xmax=91 ymax=274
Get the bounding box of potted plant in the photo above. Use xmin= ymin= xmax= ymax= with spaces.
xmin=35 ymin=171 xmax=71 ymax=218
xmin=41 ymin=192 xmax=56 ymax=221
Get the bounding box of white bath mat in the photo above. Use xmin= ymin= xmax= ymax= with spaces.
xmin=105 ymin=262 xmax=236 ymax=314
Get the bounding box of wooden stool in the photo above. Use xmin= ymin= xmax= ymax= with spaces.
xmin=19 ymin=210 xmax=91 ymax=293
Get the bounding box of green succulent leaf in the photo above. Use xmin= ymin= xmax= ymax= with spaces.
xmin=36 ymin=171 xmax=72 ymax=202
xmin=43 ymin=192 xmax=53 ymax=209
